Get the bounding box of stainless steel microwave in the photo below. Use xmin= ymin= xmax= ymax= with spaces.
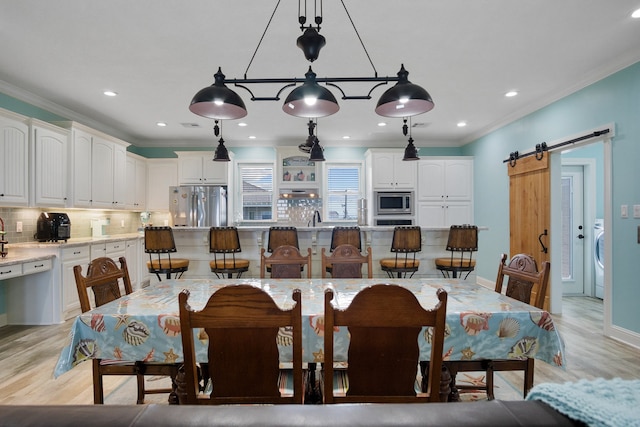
xmin=374 ymin=191 xmax=414 ymax=215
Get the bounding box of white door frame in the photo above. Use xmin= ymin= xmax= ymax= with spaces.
xmin=561 ymin=159 xmax=596 ymax=296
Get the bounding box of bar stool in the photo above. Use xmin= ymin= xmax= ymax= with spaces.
xmin=266 ymin=226 xmax=301 ymax=274
xmin=144 ymin=226 xmax=189 ymax=281
xmin=379 ymin=226 xmax=422 ymax=278
xmin=209 ymin=226 xmax=250 ymax=278
xmin=326 ymin=226 xmax=362 ymax=275
xmin=434 ymin=225 xmax=478 ymax=279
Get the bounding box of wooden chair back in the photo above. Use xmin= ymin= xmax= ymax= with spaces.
xmin=209 ymin=226 xmax=242 ymax=254
xmin=321 ymin=244 xmax=372 ymax=278
xmin=260 ymin=246 xmax=312 ymax=278
xmin=495 ymin=253 xmax=551 ymax=309
xmin=323 ymin=284 xmax=448 ymax=403
xmin=74 ymin=256 xmax=133 ymax=312
xmin=178 ymin=285 xmax=303 ymax=404
xmin=390 ymin=226 xmax=422 ymax=253
xmin=267 ymin=227 xmax=299 ymax=252
xmin=329 ymin=227 xmax=362 ymax=252
xmin=144 ymin=226 xmax=178 ymax=253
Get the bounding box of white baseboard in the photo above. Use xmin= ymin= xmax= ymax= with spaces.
xmin=476 ymin=276 xmax=494 ymax=290
xmin=608 ymin=324 xmax=640 ymax=351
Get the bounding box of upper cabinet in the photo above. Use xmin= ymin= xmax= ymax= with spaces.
xmin=55 ymin=121 xmax=130 ymax=209
xmin=30 ymin=119 xmax=69 ymax=207
xmin=417 ymin=157 xmax=474 ymax=227
xmin=126 ymin=153 xmax=147 ymax=210
xmin=0 ymin=108 xmax=29 ymax=206
xmin=176 ymin=151 xmax=228 ymax=185
xmin=366 ymin=149 xmax=416 ymax=190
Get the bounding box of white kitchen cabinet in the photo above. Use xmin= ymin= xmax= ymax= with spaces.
xmin=61 ymin=245 xmax=90 ymax=319
xmin=69 ymin=127 xmax=93 ymax=208
xmin=418 ymin=201 xmax=473 ymax=228
xmin=92 ymin=137 xmax=128 ymax=209
xmin=56 ymin=122 xmax=130 ymax=209
xmin=31 ymin=119 xmax=69 ymax=207
xmin=146 ymin=159 xmax=178 ymax=211
xmin=0 ymin=108 xmax=29 ymax=206
xmin=277 ymin=147 xmax=320 ymax=188
xmin=125 ymin=238 xmax=140 ymax=289
xmin=126 ymin=154 xmax=147 ymax=210
xmin=417 ymin=157 xmax=473 ymax=227
xmin=366 ymin=149 xmax=416 ymax=190
xmin=417 ymin=158 xmax=473 ymax=201
xmin=176 ymin=151 xmax=228 ymax=185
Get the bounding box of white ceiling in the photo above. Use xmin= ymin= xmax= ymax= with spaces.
xmin=1 ymin=1 xmax=640 ymax=150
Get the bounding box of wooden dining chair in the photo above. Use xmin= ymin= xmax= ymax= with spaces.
xmin=325 ymin=227 xmax=362 ymax=275
xmin=177 ymin=285 xmax=303 ymax=404
xmin=447 ymin=253 xmax=551 ymax=401
xmin=209 ymin=226 xmax=249 ymax=278
xmin=266 ymin=226 xmax=301 ymax=273
xmin=321 ymin=244 xmax=372 ymax=278
xmin=323 ymin=284 xmax=448 ymax=403
xmin=74 ymin=256 xmax=178 ymax=404
xmin=380 ymin=226 xmax=422 ymax=278
xmin=260 ymin=245 xmax=312 ymax=278
xmin=144 ymin=226 xmax=189 ymax=281
xmin=434 ymin=224 xmax=478 ymax=279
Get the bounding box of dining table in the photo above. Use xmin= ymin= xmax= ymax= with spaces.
xmin=54 ymin=278 xmax=565 ymax=401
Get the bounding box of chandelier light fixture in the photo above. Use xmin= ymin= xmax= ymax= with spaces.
xmin=402 ymin=117 xmax=419 ymax=161
xmin=212 ymin=120 xmax=231 ymax=162
xmin=299 ymin=119 xmax=317 ymax=153
xmin=189 ymin=0 xmax=434 ymax=121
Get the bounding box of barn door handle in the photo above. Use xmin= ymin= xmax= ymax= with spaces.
xmin=538 ymin=229 xmax=548 ymax=253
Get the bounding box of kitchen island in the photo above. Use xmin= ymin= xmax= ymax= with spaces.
xmin=170 ymin=225 xmax=485 ymax=281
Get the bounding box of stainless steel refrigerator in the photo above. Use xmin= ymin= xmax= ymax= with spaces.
xmin=169 ymin=186 xmax=227 ymax=227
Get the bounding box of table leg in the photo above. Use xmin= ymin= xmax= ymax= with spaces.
xmin=419 ymin=361 xmax=452 ymax=402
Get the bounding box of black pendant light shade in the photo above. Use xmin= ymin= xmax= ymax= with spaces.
xmin=375 ymin=65 xmax=434 ymax=118
xmin=309 ymin=137 xmax=325 ymax=161
xmin=299 ymin=119 xmax=316 ymax=153
xmin=283 ymin=67 xmax=339 ymax=118
xmin=297 ymin=26 xmax=326 ymax=62
xmin=213 ymin=137 xmax=230 ymax=161
xmin=403 ymin=136 xmax=419 ymax=161
xmin=190 ymin=68 xmax=248 ymax=119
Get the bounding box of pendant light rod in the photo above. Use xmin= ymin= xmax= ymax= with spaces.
xmin=243 ymin=0 xmax=282 ymax=79
xmin=339 ymin=0 xmax=377 ymax=77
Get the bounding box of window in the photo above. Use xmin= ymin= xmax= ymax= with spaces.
xmin=238 ymin=163 xmax=273 ymax=221
xmin=324 ymin=162 xmax=363 ymax=221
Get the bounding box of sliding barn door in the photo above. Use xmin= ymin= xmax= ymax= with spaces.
xmin=508 ymin=155 xmax=551 ymax=309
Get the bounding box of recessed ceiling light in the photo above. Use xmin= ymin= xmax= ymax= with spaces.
xmin=248 ymin=135 xmax=256 ymax=139
xmin=238 ymin=122 xmax=248 ymax=127
xmin=457 ymin=121 xmax=467 ymax=127
xmin=156 ymin=122 xmax=167 ymax=127
xmin=505 ymin=91 xmax=518 ymax=97
xmin=377 ymin=122 xmax=387 ymax=127
xmin=103 ymin=90 xmax=117 ymax=97
xmin=632 ymin=8 xmax=640 ymax=18
xmin=342 ymin=135 xmax=350 ymax=139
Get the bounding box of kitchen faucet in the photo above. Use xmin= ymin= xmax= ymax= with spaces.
xmin=309 ymin=210 xmax=322 ymax=227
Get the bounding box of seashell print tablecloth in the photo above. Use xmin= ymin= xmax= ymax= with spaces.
xmin=54 ymin=279 xmax=565 ymax=378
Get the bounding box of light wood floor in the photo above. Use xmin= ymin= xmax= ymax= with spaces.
xmin=0 ymin=296 xmax=639 ymax=405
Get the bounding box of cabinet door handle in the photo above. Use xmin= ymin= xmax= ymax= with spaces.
xmin=0 ymin=270 xmax=12 ymax=275
xmin=74 ymin=251 xmax=81 ymax=255
xmin=33 ymin=264 xmax=45 ymax=268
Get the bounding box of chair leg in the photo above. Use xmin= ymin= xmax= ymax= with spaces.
xmin=523 ymin=358 xmax=535 ymax=398
xmin=136 ymin=374 xmax=146 ymax=404
xmin=92 ymin=359 xmax=104 ymax=404
xmin=485 ymin=361 xmax=495 ymax=400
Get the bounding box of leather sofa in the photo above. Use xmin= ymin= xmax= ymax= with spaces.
xmin=0 ymin=401 xmax=584 ymax=427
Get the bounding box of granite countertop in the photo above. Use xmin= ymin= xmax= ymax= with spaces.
xmin=0 ymin=252 xmax=56 ymax=267
xmin=172 ymin=225 xmax=462 ymax=232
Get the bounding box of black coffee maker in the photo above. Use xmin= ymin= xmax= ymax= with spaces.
xmin=35 ymin=212 xmax=71 ymax=242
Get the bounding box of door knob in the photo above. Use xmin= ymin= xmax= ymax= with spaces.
xmin=578 ymin=234 xmax=584 ymax=239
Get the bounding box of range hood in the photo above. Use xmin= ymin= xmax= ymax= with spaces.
xmin=279 ymin=188 xmax=320 ymax=199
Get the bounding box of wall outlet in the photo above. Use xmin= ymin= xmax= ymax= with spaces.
xmin=16 ymin=221 xmax=22 ymax=233
xmin=621 ymin=204 xmax=628 ymax=218
xmin=634 ymin=205 xmax=640 ymax=218
xmin=120 ymin=219 xmax=125 ymax=228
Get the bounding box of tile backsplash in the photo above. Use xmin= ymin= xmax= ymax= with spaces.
xmin=0 ymin=208 xmax=170 ymax=244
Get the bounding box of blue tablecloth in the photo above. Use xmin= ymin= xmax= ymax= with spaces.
xmin=54 ymin=278 xmax=565 ymax=378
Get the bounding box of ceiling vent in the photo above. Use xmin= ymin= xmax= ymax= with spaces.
xmin=180 ymin=122 xmax=201 ymax=128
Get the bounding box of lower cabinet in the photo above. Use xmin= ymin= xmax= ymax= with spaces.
xmin=61 ymin=245 xmax=90 ymax=319
xmin=125 ymin=238 xmax=140 ymax=290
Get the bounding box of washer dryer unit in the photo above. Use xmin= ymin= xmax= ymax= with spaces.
xmin=593 ymin=219 xmax=604 ymax=299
